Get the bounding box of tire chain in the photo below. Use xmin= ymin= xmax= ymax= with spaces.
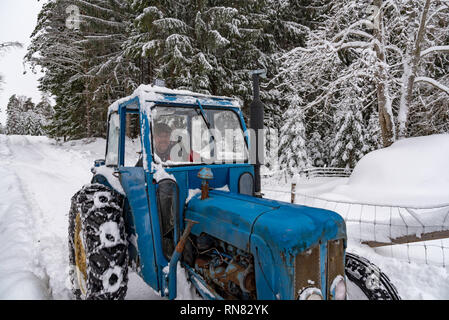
xmin=345 ymin=252 xmax=401 ymax=300
xmin=68 ymin=183 xmax=128 ymax=300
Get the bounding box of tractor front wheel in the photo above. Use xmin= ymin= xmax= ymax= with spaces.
xmin=345 ymin=252 xmax=400 ymax=300
xmin=68 ymin=184 xmax=129 ymax=300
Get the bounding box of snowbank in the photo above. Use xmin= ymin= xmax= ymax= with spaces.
xmin=347 ymin=241 xmax=449 ymax=300
xmin=324 ymin=134 xmax=449 ymax=207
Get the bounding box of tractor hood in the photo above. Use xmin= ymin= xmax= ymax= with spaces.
xmin=185 ymin=190 xmax=346 ymax=255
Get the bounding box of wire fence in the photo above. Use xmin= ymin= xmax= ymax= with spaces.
xmin=262 ymin=170 xmax=449 ymax=268
xmin=297 ymin=167 xmax=353 ymax=179
xmin=261 ymin=167 xmax=353 ymax=182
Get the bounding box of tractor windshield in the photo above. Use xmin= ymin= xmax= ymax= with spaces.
xmin=151 ymin=106 xmax=249 ymax=165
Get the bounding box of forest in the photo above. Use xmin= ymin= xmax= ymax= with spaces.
xmin=2 ymin=0 xmax=447 ymax=173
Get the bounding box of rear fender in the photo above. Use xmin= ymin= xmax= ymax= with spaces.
xmin=91 ymin=173 xmax=117 ymax=193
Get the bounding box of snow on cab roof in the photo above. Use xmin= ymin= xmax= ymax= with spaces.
xmin=108 ymin=84 xmax=242 ymax=114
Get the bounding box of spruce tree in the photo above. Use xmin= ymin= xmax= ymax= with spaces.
xmin=364 ymin=109 xmax=382 ymax=154
xmin=6 ymin=95 xmax=21 ymax=135
xmin=279 ymin=93 xmax=310 ymax=176
xmin=5 ymin=95 xmax=49 ymax=136
xmin=330 ymin=98 xmax=367 ymax=169
xmin=26 ymin=0 xmax=137 ymax=139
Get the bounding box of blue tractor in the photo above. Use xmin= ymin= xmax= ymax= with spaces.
xmin=68 ymin=78 xmax=398 ymax=300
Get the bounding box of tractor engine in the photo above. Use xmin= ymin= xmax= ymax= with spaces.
xmin=184 ymin=233 xmax=257 ymax=300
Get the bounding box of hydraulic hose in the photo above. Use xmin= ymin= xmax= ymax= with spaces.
xmin=168 ymin=219 xmax=198 ymax=300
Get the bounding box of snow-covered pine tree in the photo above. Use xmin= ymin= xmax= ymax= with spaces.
xmin=130 ymin=0 xmax=297 ymax=117
xmin=279 ymin=0 xmax=449 ymax=149
xmin=77 ymin=0 xmax=139 ymax=137
xmin=35 ymin=93 xmax=54 ymax=122
xmin=5 ymin=95 xmax=21 ymax=135
xmin=126 ymin=0 xmax=193 ymax=90
xmin=26 ymin=0 xmax=138 ymax=139
xmin=264 ymin=0 xmax=332 ymax=132
xmin=330 ymin=89 xmax=367 ymax=169
xmin=307 ymin=131 xmax=327 ymax=167
xmin=279 ymin=93 xmax=310 ymax=176
xmin=123 ymin=1 xmax=165 ymax=85
xmin=364 ymin=108 xmax=382 ymax=153
xmin=5 ymin=95 xmax=46 ymax=136
xmin=26 ymin=0 xmax=88 ymax=139
xmin=277 ymin=22 xmax=347 ymax=168
xmin=33 ymin=94 xmax=54 ymax=135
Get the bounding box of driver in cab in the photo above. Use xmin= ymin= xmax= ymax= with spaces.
xmin=153 ymin=122 xmax=173 ymax=162
xmin=136 ymin=122 xmax=199 ymax=166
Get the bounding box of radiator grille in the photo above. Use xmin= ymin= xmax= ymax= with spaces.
xmin=294 ymin=245 xmax=321 ymax=299
xmin=326 ymin=239 xmax=345 ymax=299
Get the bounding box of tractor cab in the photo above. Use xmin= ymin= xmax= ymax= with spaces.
xmin=93 ymin=86 xmax=261 ymax=294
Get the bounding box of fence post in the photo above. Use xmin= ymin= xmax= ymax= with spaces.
xmin=291 ymin=182 xmax=296 ymax=204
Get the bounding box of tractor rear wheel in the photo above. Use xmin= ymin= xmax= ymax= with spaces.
xmin=68 ymin=184 xmax=128 ymax=300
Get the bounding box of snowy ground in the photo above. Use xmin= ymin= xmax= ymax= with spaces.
xmin=0 ymin=134 xmax=448 ymax=299
xmin=0 ymin=135 xmax=168 ymax=300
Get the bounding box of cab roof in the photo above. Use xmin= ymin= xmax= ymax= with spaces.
xmin=108 ymin=84 xmax=242 ymax=115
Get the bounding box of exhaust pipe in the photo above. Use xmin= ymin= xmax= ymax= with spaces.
xmin=249 ymin=69 xmax=266 ymax=198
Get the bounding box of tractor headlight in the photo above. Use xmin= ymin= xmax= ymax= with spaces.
xmin=299 ymin=287 xmax=323 ymax=300
xmin=330 ymin=275 xmax=347 ymax=300
xmin=238 ymin=172 xmax=254 ymax=196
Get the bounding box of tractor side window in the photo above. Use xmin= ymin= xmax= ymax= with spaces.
xmin=157 ymin=179 xmax=179 ymax=259
xmin=124 ymin=113 xmax=142 ymax=167
xmin=106 ymin=113 xmax=120 ymax=166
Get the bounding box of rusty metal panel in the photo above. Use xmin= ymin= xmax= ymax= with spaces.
xmin=326 ymin=239 xmax=345 ymax=299
xmin=294 ymin=245 xmax=321 ymax=299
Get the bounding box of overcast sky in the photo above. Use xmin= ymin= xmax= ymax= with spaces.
xmin=0 ymin=0 xmax=44 ymax=125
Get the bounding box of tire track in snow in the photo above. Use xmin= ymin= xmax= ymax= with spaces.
xmin=11 ymin=166 xmax=72 ymax=299
xmin=5 ymin=135 xmax=74 ymax=299
xmin=0 ymin=135 xmax=50 ymax=299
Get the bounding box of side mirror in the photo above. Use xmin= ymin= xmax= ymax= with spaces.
xmin=94 ymin=159 xmax=105 ymax=167
xmin=91 ymin=159 xmax=106 ymax=174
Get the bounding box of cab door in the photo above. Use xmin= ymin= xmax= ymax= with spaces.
xmin=116 ymin=102 xmax=160 ymax=291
